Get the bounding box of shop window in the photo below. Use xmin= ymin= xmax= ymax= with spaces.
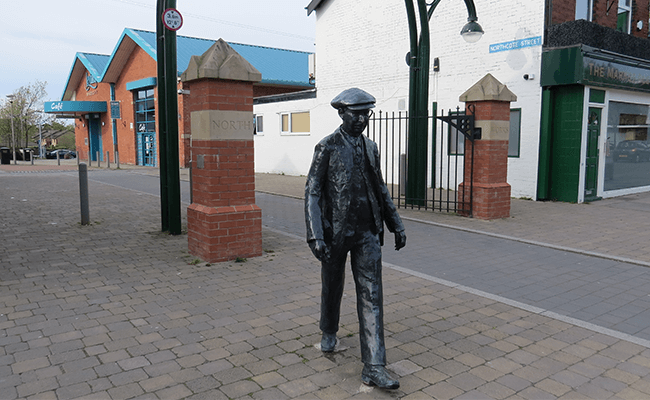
xmin=133 ymin=88 xmax=157 ymax=167
xmin=575 ymin=0 xmax=593 ymax=21
xmin=448 ymin=111 xmax=464 ymax=155
xmin=281 ymin=111 xmax=310 ymax=134
xmin=509 ymin=109 xmax=521 ymax=157
xmin=616 ymin=0 xmax=632 ymax=33
xmin=604 ymin=101 xmax=650 ymax=192
xmin=254 ymin=114 xmax=263 ymax=135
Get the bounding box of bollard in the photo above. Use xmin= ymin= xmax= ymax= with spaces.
xmin=31 ymin=152 xmax=34 ymax=166
xmin=97 ymin=151 xmax=100 ymax=168
xmin=57 ymin=151 xmax=61 ymax=166
xmin=115 ymin=151 xmax=120 ymax=169
xmin=107 ymin=151 xmax=110 ymax=169
xmin=79 ymin=163 xmax=90 ymax=225
xmin=77 ymin=153 xmax=80 ymax=165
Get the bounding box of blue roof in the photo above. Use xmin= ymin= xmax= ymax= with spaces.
xmin=60 ymin=52 xmax=110 ymax=100
xmin=61 ymin=28 xmax=313 ymax=100
xmin=81 ymin=53 xmax=110 ymax=80
xmin=122 ymin=28 xmax=313 ymax=87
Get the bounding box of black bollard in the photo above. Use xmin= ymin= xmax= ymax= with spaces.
xmin=79 ymin=163 xmax=90 ymax=225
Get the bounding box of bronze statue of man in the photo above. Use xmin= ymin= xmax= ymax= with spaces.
xmin=305 ymin=88 xmax=406 ymax=389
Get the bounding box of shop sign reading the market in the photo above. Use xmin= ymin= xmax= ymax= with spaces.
xmin=583 ymin=57 xmax=650 ymax=92
xmin=541 ymin=45 xmax=650 ymax=93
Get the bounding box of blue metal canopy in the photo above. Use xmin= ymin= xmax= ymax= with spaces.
xmin=44 ymin=101 xmax=107 ymax=114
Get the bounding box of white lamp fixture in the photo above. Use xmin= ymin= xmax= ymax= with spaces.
xmin=461 ymin=19 xmax=484 ymax=43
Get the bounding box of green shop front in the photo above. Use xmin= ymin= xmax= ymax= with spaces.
xmin=539 ymin=45 xmax=650 ymax=203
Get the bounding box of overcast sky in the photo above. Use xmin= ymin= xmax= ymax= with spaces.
xmin=2 ymin=0 xmax=315 ymax=102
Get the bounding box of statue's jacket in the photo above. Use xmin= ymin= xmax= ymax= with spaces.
xmin=305 ymin=127 xmax=405 ymax=250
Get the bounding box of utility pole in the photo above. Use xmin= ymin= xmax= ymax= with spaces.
xmin=156 ymin=0 xmax=182 ymax=235
xmin=6 ymin=94 xmax=16 ymax=164
xmin=404 ymin=0 xmax=483 ymax=205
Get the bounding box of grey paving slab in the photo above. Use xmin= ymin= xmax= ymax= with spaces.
xmin=254 ymin=191 xmax=650 ymax=344
xmin=3 ymin=167 xmax=650 ymax=399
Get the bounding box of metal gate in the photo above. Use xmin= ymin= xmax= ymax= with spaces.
xmin=365 ymin=106 xmax=478 ymax=215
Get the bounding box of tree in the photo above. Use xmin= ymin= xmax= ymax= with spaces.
xmin=0 ymin=80 xmax=53 ymax=150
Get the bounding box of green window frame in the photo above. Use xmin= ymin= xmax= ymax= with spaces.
xmin=509 ymin=108 xmax=521 ymax=157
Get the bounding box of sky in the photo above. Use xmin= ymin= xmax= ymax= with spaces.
xmin=2 ymin=0 xmax=315 ymax=103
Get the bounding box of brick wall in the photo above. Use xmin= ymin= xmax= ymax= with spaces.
xmin=551 ymin=0 xmax=649 ymax=38
xmin=186 ymin=76 xmax=262 ymax=263
xmin=72 ymin=73 xmax=111 ymax=162
xmin=114 ymin=46 xmax=158 ymax=166
xmin=187 ymin=79 xmax=254 ymax=113
xmin=189 ymin=140 xmax=256 ymax=208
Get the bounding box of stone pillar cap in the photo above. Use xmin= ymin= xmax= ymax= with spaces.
xmin=459 ymin=73 xmax=517 ymax=102
xmin=181 ymin=38 xmax=262 ymax=83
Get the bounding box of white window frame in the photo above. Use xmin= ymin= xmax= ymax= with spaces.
xmin=254 ymin=114 xmax=264 ymax=136
xmin=575 ymin=0 xmax=593 ymax=21
xmin=280 ymin=111 xmax=310 ymax=135
xmin=617 ymin=0 xmax=632 ymax=34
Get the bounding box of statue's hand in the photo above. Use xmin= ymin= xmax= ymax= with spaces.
xmin=394 ymin=231 xmax=406 ymax=251
xmin=309 ymin=239 xmax=330 ymax=261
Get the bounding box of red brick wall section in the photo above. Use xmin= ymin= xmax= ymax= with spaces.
xmin=185 ymin=77 xmax=262 ymax=263
xmin=187 ymin=204 xmax=262 ymax=263
xmin=551 ymin=0 xmax=576 ymax=25
xmin=463 ymin=140 xmax=509 ymax=184
xmin=71 ymin=69 xmax=111 ymax=162
xmin=179 ymin=81 xmax=190 ymax=168
xmin=551 ymin=0 xmax=649 ymax=38
xmin=114 ymin=46 xmax=158 ymax=166
xmin=468 ymin=101 xmax=510 ymax=121
xmin=190 ymin=140 xmax=256 ymax=208
xmin=460 ymin=100 xmax=512 ymax=220
xmin=188 ymin=79 xmax=254 ymax=113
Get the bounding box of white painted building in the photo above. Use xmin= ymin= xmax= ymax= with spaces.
xmin=254 ymin=0 xmax=545 ymax=199
xmin=254 ymin=0 xmax=650 ymax=203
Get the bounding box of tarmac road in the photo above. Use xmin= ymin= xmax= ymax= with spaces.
xmin=76 ymin=169 xmax=650 ymax=345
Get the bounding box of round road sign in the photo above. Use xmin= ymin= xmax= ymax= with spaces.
xmin=162 ymin=8 xmax=183 ymax=31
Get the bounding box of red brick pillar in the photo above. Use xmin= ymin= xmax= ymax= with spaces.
xmin=181 ymin=39 xmax=263 ymax=262
xmin=458 ymin=74 xmax=517 ymax=220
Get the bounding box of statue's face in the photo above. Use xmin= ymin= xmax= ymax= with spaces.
xmin=339 ymin=108 xmax=371 ymax=136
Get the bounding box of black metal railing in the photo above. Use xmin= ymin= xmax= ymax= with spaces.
xmin=365 ymin=108 xmax=475 ymax=216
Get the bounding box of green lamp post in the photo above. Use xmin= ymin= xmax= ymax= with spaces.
xmin=156 ymin=0 xmax=182 ymax=235
xmin=404 ymin=0 xmax=484 ymax=206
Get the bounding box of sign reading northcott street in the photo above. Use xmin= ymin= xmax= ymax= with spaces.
xmin=489 ymin=36 xmax=542 ymax=53
xmin=162 ymin=8 xmax=183 ymax=31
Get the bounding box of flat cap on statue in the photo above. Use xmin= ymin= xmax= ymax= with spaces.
xmin=331 ymin=88 xmax=376 ymax=110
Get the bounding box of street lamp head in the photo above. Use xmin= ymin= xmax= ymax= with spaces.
xmin=461 ymin=19 xmax=484 ymax=43
xmin=6 ymin=94 xmax=15 ymax=102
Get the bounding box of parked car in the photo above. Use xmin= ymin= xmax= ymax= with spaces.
xmin=613 ymin=140 xmax=650 ymax=163
xmin=46 ymin=149 xmax=76 ymax=159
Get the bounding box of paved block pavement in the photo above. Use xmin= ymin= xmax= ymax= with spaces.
xmin=2 ymin=161 xmax=650 ymax=399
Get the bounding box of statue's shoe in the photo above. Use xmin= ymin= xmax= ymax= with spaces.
xmin=361 ymin=365 xmax=400 ymax=389
xmin=321 ymin=332 xmax=337 ymax=352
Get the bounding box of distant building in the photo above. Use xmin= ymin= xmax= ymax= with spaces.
xmin=254 ymin=0 xmax=650 ymax=202
xmin=44 ymin=28 xmax=313 ymax=168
